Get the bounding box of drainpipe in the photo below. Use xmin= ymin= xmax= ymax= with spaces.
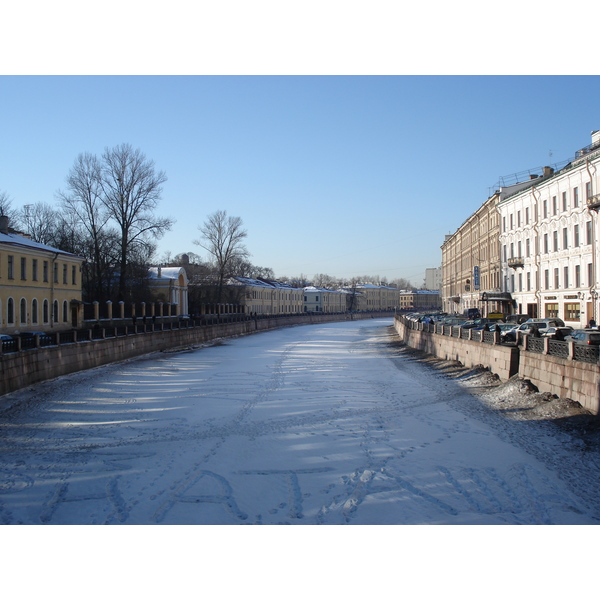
xmin=585 ymin=158 xmax=598 ymax=321
xmin=531 ymin=186 xmax=542 ymax=318
xmin=51 ymin=252 xmax=59 ymax=329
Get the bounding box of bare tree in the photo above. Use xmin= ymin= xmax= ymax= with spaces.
xmin=0 ymin=190 xmax=21 ymax=225
xmin=99 ymin=143 xmax=173 ymax=301
xmin=18 ymin=202 xmax=61 ymax=245
xmin=58 ymin=152 xmax=119 ymax=301
xmin=194 ymin=210 xmax=249 ymax=303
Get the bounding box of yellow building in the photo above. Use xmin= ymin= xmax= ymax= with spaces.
xmin=0 ymin=217 xmax=85 ymax=333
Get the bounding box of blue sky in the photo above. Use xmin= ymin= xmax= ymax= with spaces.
xmin=1 ymin=75 xmax=599 ymax=285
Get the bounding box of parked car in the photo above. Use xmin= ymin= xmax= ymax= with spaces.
xmin=503 ymin=319 xmax=565 ymax=343
xmin=541 ymin=326 xmax=574 ymax=339
xmin=565 ymin=330 xmax=600 ymax=345
xmin=0 ymin=334 xmax=14 ymax=341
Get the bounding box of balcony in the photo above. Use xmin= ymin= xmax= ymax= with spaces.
xmin=507 ymin=257 xmax=525 ymax=269
xmin=587 ymin=194 xmax=600 ymax=211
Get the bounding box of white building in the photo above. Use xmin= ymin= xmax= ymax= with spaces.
xmin=497 ymin=130 xmax=600 ymax=327
xmin=148 ymin=266 xmax=189 ymax=316
xmin=425 ymin=267 xmax=442 ymax=291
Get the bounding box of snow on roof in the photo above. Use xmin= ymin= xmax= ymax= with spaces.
xmin=0 ymin=231 xmax=82 ymax=258
xmin=148 ymin=266 xmax=188 ymax=282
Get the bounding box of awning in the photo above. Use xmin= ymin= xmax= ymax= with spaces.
xmin=480 ymin=292 xmax=513 ymax=302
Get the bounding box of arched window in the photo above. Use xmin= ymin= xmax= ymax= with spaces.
xmin=53 ymin=300 xmax=59 ymax=324
xmin=7 ymin=298 xmax=14 ymax=325
xmin=20 ymin=298 xmax=27 ymax=324
xmin=32 ymin=299 xmax=38 ymax=324
xmin=43 ymin=299 xmax=49 ymax=324
xmin=63 ymin=300 xmax=68 ymax=322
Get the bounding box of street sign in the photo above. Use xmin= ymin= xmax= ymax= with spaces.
xmin=473 ymin=266 xmax=480 ymax=290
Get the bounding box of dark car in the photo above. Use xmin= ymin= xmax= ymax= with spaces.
xmin=565 ymin=330 xmax=600 ymax=345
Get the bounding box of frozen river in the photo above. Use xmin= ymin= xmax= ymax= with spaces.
xmin=0 ymin=318 xmax=598 ymax=525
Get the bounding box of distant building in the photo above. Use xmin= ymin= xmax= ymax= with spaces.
xmin=425 ymin=267 xmax=442 ymax=291
xmin=398 ymin=289 xmax=441 ymax=311
xmin=303 ymin=286 xmax=346 ymax=313
xmin=148 ymin=266 xmax=189 ymax=315
xmin=0 ymin=216 xmax=85 ymax=332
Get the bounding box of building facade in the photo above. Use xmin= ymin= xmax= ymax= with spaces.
xmin=303 ymin=286 xmax=346 ymax=313
xmin=148 ymin=266 xmax=189 ymax=316
xmin=497 ymin=130 xmax=600 ymax=327
xmin=0 ymin=217 xmax=85 ymax=333
xmin=398 ymin=289 xmax=442 ymax=311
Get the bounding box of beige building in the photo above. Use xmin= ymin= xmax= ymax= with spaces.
xmin=345 ymin=283 xmax=397 ymax=311
xmin=0 ymin=216 xmax=84 ymax=333
xmin=398 ymin=289 xmax=441 ymax=311
xmin=303 ymin=286 xmax=346 ymax=313
xmin=229 ymin=277 xmax=304 ymax=315
xmin=441 ymin=190 xmax=505 ymax=316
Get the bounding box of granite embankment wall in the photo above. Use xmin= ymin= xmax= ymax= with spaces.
xmin=394 ymin=316 xmax=600 ymax=415
xmin=0 ymin=312 xmax=392 ymax=398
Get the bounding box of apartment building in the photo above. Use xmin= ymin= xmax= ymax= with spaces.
xmin=441 ymin=190 xmax=504 ymax=316
xmin=303 ymin=286 xmax=346 ymax=313
xmin=229 ymin=277 xmax=304 ymax=315
xmin=497 ymin=130 xmax=600 ymax=327
xmin=398 ymin=289 xmax=441 ymax=311
xmin=0 ymin=216 xmax=84 ymax=332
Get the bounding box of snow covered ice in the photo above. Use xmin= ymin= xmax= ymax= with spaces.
xmin=1 ymin=318 xmax=599 ymax=525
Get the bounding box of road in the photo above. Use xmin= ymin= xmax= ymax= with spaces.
xmin=0 ymin=318 xmax=598 ymax=524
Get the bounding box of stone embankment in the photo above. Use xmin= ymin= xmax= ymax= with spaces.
xmin=0 ymin=312 xmax=393 ymax=398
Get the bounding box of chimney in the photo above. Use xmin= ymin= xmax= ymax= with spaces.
xmin=157 ymin=266 xmax=162 ymax=278
xmin=543 ymin=166 xmax=554 ymax=177
xmin=0 ymin=215 xmax=9 ymax=235
xmin=529 ymin=174 xmax=539 ymax=180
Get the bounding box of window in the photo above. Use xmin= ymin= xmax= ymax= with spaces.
xmin=565 ymin=303 xmax=579 ymax=321
xmin=72 ymin=265 xmax=77 ymax=285
xmin=525 ymin=207 xmax=530 ymax=224
xmin=553 ymin=230 xmax=558 ymax=252
xmin=526 ymin=238 xmax=530 ymax=257
xmin=502 ymin=216 xmax=506 ymax=232
xmin=544 ymin=270 xmax=549 ymax=290
xmin=554 ymin=268 xmax=559 ymax=288
xmin=517 ymin=241 xmax=522 ymax=257
xmin=43 ymin=261 xmax=48 ymax=282
xmin=53 ymin=263 xmax=58 ymax=284
xmin=575 ymin=264 xmax=581 ymax=288
xmin=546 ymin=303 xmax=559 ymax=318
xmin=518 ymin=273 xmax=523 ymax=292
xmin=43 ymin=299 xmax=49 ymax=324
xmin=20 ymin=298 xmax=27 ymax=324
xmin=544 ymin=233 xmax=548 ymax=253
xmin=510 ymin=214 xmax=514 ymax=229
xmin=7 ymin=298 xmax=14 ymax=324
xmin=63 ymin=300 xmax=68 ymax=323
xmin=586 ymin=181 xmax=593 ymax=201
xmin=527 ymin=271 xmax=531 ymax=291
xmin=564 ymin=266 xmax=569 ymax=288
xmin=552 ymin=196 xmax=557 ymax=215
xmin=574 ymin=224 xmax=580 ymax=247
xmin=32 ymin=259 xmax=38 ymax=281
xmin=574 ymin=187 xmax=579 ymax=208
xmin=562 ymin=227 xmax=568 ymax=249
xmin=510 ymin=243 xmax=514 ymax=259
xmin=587 ymin=220 xmax=592 ymax=245
xmin=543 ymin=200 xmax=547 ymax=219
xmin=53 ymin=300 xmax=59 ymax=323
xmin=589 ymin=263 xmax=594 ymax=287
xmin=63 ymin=264 xmax=67 ymax=284
xmin=32 ymin=299 xmax=38 ymax=324
xmin=517 ymin=211 xmax=521 ymax=227
xmin=8 ymin=255 xmax=14 ymax=279
xmin=21 ymin=257 xmax=26 ymax=280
